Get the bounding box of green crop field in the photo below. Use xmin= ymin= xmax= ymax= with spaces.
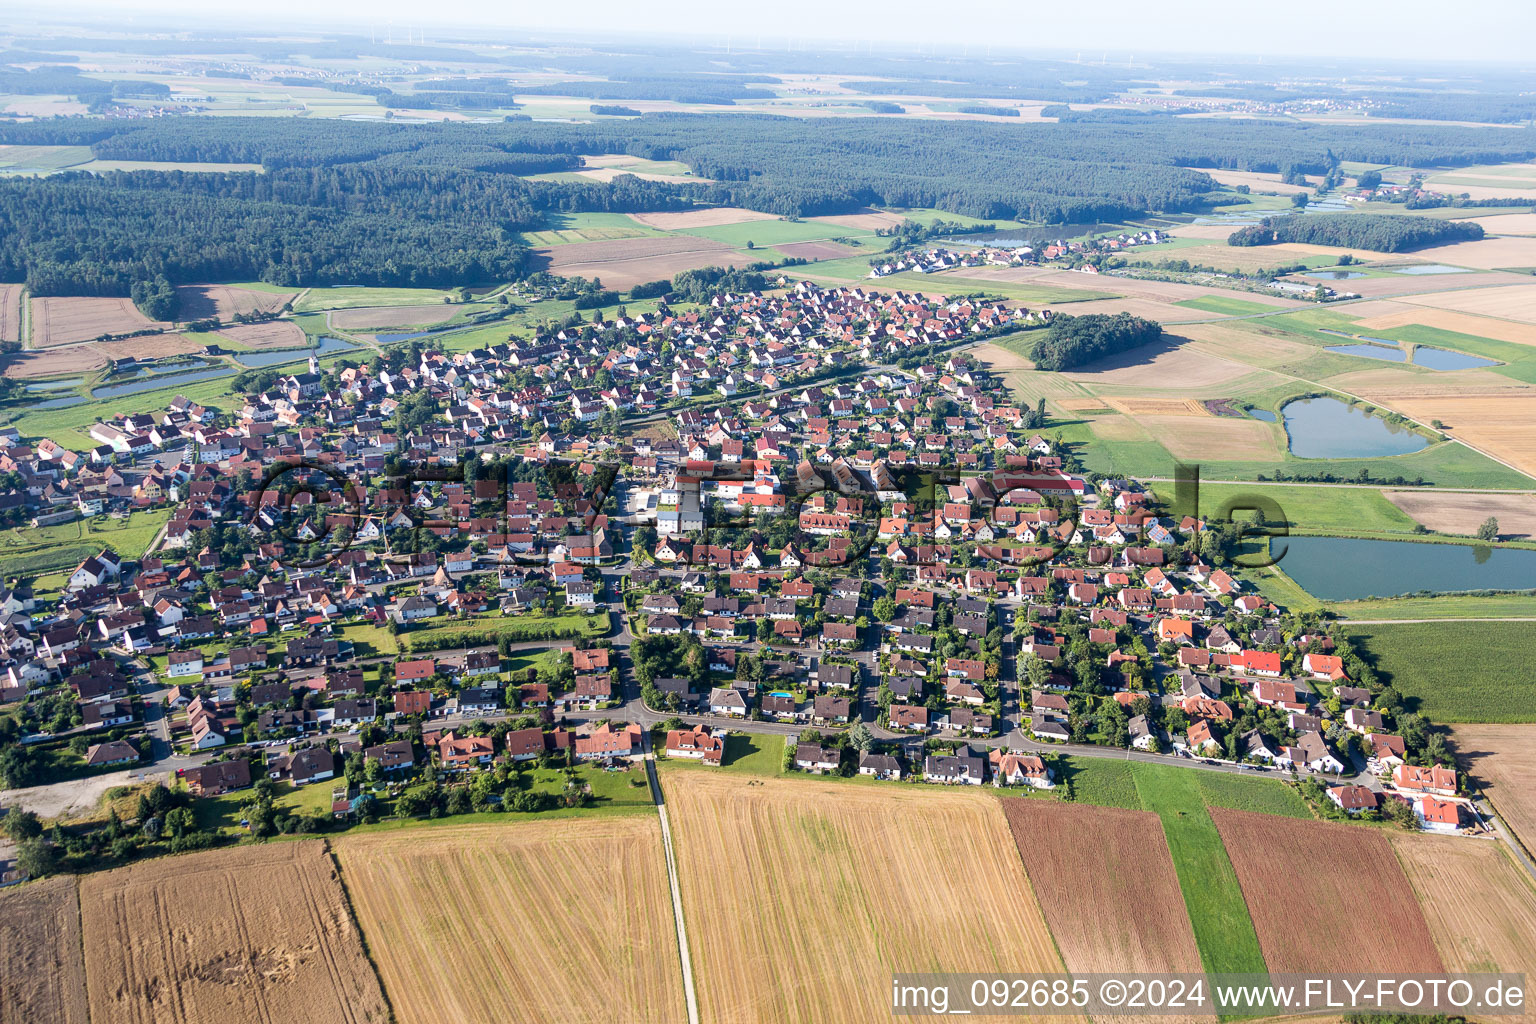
xmin=1129 ymin=763 xmax=1270 ymax=982
xmin=295 ymin=285 xmax=461 ymax=311
xmin=680 ymin=218 xmax=876 ymax=247
xmin=874 ymin=271 xmax=1118 ymax=304
xmin=1151 ymin=481 xmax=1423 ymax=537
xmin=1172 ymin=295 xmax=1279 ymax=316
xmin=1346 ymin=621 xmax=1536 ymax=722
xmin=518 ymin=211 xmax=669 ymax=245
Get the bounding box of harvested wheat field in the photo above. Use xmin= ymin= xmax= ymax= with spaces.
xmin=1356 ymin=307 xmax=1536 ymax=347
xmin=329 ymin=304 xmax=461 ymax=330
xmin=1378 ymin=395 xmax=1536 ymax=476
xmin=31 ymin=296 xmax=169 ymax=347
xmin=1062 ymin=337 xmax=1256 ymax=390
xmin=3 ymin=343 xmax=109 ymax=379
xmin=630 ymin=207 xmax=780 ymax=230
xmin=0 ymin=876 xmax=90 ymax=1024
xmin=1212 ymin=809 xmax=1443 ymax=975
xmin=1401 ymin=283 xmax=1536 ymax=324
xmin=665 ymin=771 xmax=1069 ymax=1024
xmin=338 ymin=816 xmax=684 ymax=1024
xmin=1408 ymin=237 xmax=1536 ymax=271
xmin=536 ymin=236 xmax=753 ymax=291
xmin=1105 ymin=397 xmax=1211 ymax=416
xmin=0 ymin=284 xmax=22 ymax=343
xmin=80 ymin=841 xmax=388 ymax=1024
xmin=216 ymin=320 xmax=307 ymax=349
xmin=1393 ymin=832 xmax=1536 ymax=1022
xmin=1144 ymin=415 xmax=1281 ymax=461
xmin=1468 ymin=212 xmax=1536 ymax=236
xmin=1386 ymin=490 xmax=1536 ymax=539
xmin=1004 ymin=801 xmax=1210 ymax=1022
xmin=175 ymin=284 xmax=296 ymax=321
xmin=99 ymin=334 xmax=211 ymax=361
xmin=971 ymin=341 xmax=1035 ymax=370
xmin=1450 ymin=725 xmax=1536 ymax=853
xmin=1329 ymin=366 xmax=1528 ymax=399
xmin=809 ymin=208 xmax=909 ymax=231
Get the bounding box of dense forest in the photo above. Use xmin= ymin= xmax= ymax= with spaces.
xmin=1028 ymin=313 xmax=1163 ymax=371
xmin=1227 ymin=214 xmax=1485 ymax=252
xmin=0 ymin=112 xmax=1531 ymax=295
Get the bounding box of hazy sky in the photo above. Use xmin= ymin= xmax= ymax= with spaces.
xmin=23 ymin=0 xmax=1536 ymax=64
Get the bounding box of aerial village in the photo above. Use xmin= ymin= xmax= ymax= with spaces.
xmin=0 ymin=277 xmax=1473 ymax=868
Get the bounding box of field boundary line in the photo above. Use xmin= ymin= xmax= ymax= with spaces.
xmin=645 ymin=756 xmax=700 ymax=1024
xmin=324 ymin=841 xmax=400 ymax=1024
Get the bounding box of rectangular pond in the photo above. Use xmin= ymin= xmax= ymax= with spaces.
xmin=1274 ymin=535 xmax=1536 ymax=600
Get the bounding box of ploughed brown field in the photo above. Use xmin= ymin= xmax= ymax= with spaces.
xmin=337 ymin=816 xmax=685 ymax=1024
xmin=534 ymin=235 xmax=756 ymax=291
xmin=1211 ymin=809 xmax=1443 ymax=975
xmin=1003 ymin=800 xmax=1213 ymax=1024
xmin=1449 ymin=724 xmax=1536 ymax=852
xmin=1386 ymin=490 xmax=1536 ymax=539
xmin=30 ymin=296 xmax=170 ymax=348
xmin=329 ymin=304 xmax=460 ymax=330
xmin=1392 ymin=833 xmax=1536 ymax=1024
xmin=79 ymin=841 xmax=389 ymax=1024
xmin=175 ymin=284 xmax=297 ymax=321
xmin=216 ymin=320 xmax=308 ymax=350
xmin=663 ymin=770 xmax=1071 ymax=1024
xmin=0 ymin=875 xmax=90 ymax=1024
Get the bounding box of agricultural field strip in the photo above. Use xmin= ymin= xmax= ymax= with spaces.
xmin=337 ymin=817 xmax=687 ymax=1024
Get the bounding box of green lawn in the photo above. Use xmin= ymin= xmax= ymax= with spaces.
xmin=0 ymin=508 xmax=171 ymax=579
xmin=1327 ymin=592 xmax=1536 ymax=620
xmin=1063 ymin=756 xmax=1141 ymax=808
xmin=1346 ymin=622 xmax=1536 ymax=722
xmin=401 ymin=610 xmax=609 ymax=650
xmin=1194 ymin=771 xmax=1311 ymax=818
xmin=1129 ymin=763 xmax=1270 ymax=983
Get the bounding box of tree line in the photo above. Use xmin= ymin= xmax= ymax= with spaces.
xmin=1227 ymin=214 xmax=1484 ymax=253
